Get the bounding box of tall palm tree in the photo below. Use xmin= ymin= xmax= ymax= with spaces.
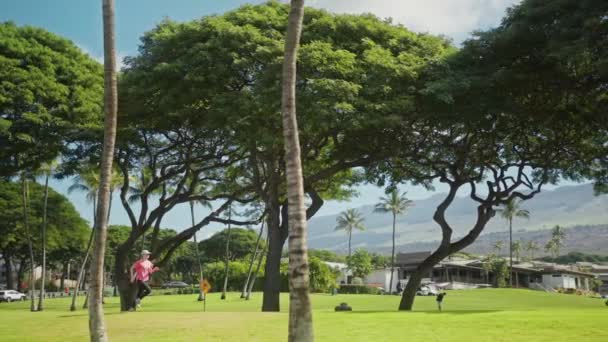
xmin=496 ymin=198 xmax=529 ymax=286
xmin=20 ymin=172 xmax=37 ymax=311
xmin=524 ymin=240 xmax=539 ymax=260
xmin=37 ymin=161 xmax=56 ymax=311
xmin=89 ymin=0 xmax=118 ymax=339
xmin=221 ymin=204 xmax=234 ymax=300
xmin=545 ymin=239 xmax=558 ymax=258
xmin=245 ymin=227 xmax=267 ymax=300
xmin=550 ymin=225 xmax=566 ymax=257
xmin=334 ymin=209 xmax=366 ymax=259
xmin=374 ymin=190 xmax=413 ymax=295
xmin=511 ymin=240 xmax=522 ymax=263
xmin=67 ymin=168 xmax=100 ymax=311
xmin=242 ymin=220 xmax=265 ymax=298
xmin=493 ymin=240 xmax=504 ymax=255
xmin=189 ymin=199 xmax=211 ymax=301
xmin=281 ymin=1 xmax=312 ymax=340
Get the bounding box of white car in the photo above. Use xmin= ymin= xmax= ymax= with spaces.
xmin=416 ymin=285 xmax=439 ymax=296
xmin=0 ymin=290 xmax=27 ymax=302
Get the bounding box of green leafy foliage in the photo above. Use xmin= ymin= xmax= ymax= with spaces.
xmin=198 ymin=228 xmax=264 ymax=263
xmin=347 ymin=249 xmax=373 ymax=278
xmin=0 ymin=22 xmax=103 ymax=176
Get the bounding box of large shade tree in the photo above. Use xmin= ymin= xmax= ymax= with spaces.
xmin=0 ymin=22 xmax=103 ymax=177
xmin=117 ymin=2 xmax=451 ymax=312
xmin=365 ymin=0 xmax=606 ymax=310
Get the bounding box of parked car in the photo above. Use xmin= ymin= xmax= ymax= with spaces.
xmin=0 ymin=290 xmax=27 ymax=302
xmin=161 ymin=281 xmax=189 ymax=289
xmin=416 ymin=285 xmax=439 ymax=296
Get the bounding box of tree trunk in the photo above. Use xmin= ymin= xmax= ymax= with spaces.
xmin=389 ymin=213 xmax=396 ymax=295
xmin=60 ymin=262 xmax=67 ymax=291
xmin=89 ymin=1 xmax=118 ymax=340
xmin=262 ymin=203 xmax=284 ymax=311
xmin=21 ymin=177 xmax=37 ymax=312
xmin=17 ymin=257 xmax=26 ymax=292
xmin=509 ymin=218 xmax=513 ymax=287
xmin=190 ymin=202 xmax=205 ymax=301
xmin=281 ymin=1 xmax=312 ymax=340
xmin=4 ymin=254 xmax=15 ymax=290
xmin=247 ymin=235 xmax=268 ymax=300
xmin=71 ymin=228 xmax=94 ymax=311
xmin=38 ymin=173 xmax=49 ymax=311
xmin=348 ymin=230 xmax=352 ymax=259
xmin=221 ymin=207 xmax=232 ymax=300
xmin=242 ymin=220 xmax=265 ymax=298
xmin=399 ymin=269 xmax=423 ymax=310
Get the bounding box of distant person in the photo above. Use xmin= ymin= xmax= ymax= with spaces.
xmin=396 ymin=281 xmax=403 ymax=294
xmin=436 ymin=292 xmax=447 ymax=311
xmin=130 ymin=250 xmax=160 ymax=310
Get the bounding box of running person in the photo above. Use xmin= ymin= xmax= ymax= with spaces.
xmin=436 ymin=292 xmax=447 ymax=311
xmin=130 ymin=250 xmax=160 ymax=309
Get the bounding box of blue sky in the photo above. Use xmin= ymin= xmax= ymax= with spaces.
xmin=4 ymin=0 xmax=575 ymax=238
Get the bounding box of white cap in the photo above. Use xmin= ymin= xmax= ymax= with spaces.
xmin=141 ymin=250 xmax=152 ymax=255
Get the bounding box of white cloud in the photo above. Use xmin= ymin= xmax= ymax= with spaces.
xmin=307 ymin=0 xmax=522 ymax=44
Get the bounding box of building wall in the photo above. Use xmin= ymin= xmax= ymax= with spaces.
xmin=365 ymin=269 xmax=399 ymax=293
xmin=542 ymin=274 xmax=577 ymax=289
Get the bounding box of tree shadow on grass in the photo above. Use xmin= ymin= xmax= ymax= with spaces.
xmin=57 ymin=311 xmax=122 ymax=318
xmin=336 ymin=309 xmax=503 ymax=315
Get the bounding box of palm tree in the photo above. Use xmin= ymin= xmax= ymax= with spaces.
xmin=89 ymin=0 xmax=118 ymax=339
xmin=545 ymin=239 xmax=558 ymax=258
xmin=246 ymin=233 xmax=268 ymax=300
xmin=550 ymin=225 xmax=566 ymax=257
xmin=374 ymin=190 xmax=413 ymax=294
xmin=511 ymin=240 xmax=522 ymax=263
xmin=189 ymin=198 xmax=211 ymax=301
xmin=281 ymin=1 xmax=312 ymax=340
xmin=492 ymin=240 xmax=504 ymax=255
xmin=524 ymin=240 xmax=539 ymax=260
xmin=335 ymin=209 xmax=366 ymax=258
xmin=67 ymin=168 xmax=100 ymax=311
xmin=496 ymin=198 xmax=530 ymax=286
xmin=221 ymin=204 xmax=234 ymax=300
xmin=20 ymin=172 xmax=37 ymax=311
xmin=37 ymin=161 xmax=56 ymax=311
xmin=242 ymin=219 xmax=265 ymax=298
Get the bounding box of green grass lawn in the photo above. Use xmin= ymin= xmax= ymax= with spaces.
xmin=0 ymin=289 xmax=606 ymax=341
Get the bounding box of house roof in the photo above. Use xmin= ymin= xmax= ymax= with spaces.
xmin=396 ymin=251 xmax=432 ymax=265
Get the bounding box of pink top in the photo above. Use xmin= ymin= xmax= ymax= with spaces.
xmin=133 ymin=259 xmax=156 ymax=282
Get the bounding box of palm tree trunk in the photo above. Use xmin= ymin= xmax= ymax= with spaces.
xmin=221 ymin=208 xmax=232 ymax=300
xmin=38 ymin=173 xmax=49 ymax=311
xmin=281 ymin=1 xmax=312 ymax=340
xmin=89 ymin=0 xmax=118 ymax=340
xmin=246 ymin=235 xmax=268 ymax=300
xmin=242 ymin=220 xmax=265 ymax=298
xmin=348 ymin=230 xmax=352 ymax=259
xmin=190 ymin=202 xmax=205 ymax=301
xmin=388 ymin=213 xmax=396 ymax=295
xmin=21 ymin=176 xmax=37 ymax=312
xmin=509 ymin=218 xmax=513 ymax=287
xmin=71 ymin=228 xmax=94 ymax=311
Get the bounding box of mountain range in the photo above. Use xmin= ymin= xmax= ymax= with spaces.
xmin=307 ymin=183 xmax=608 ymax=256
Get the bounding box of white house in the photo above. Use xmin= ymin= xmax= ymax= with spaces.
xmin=364 ymin=268 xmax=399 ymax=293
xmin=541 ymin=273 xmax=578 ymax=289
xmin=323 ymin=261 xmax=351 ymax=284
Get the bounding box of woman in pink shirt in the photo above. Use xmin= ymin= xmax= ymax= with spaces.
xmin=130 ymin=250 xmax=160 ymax=309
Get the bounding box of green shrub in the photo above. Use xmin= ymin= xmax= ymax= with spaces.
xmin=338 ymin=285 xmax=380 ymax=294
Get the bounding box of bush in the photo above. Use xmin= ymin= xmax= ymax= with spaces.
xmin=338 ymin=285 xmax=380 ymax=295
